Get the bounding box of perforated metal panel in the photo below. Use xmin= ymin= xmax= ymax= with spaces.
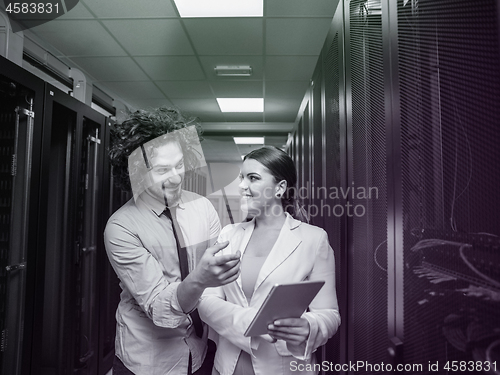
xmin=398 ymin=0 xmax=500 ymax=371
xmin=323 ymin=31 xmax=343 ymax=372
xmin=0 ymin=106 xmax=16 ymax=370
xmin=0 ymin=78 xmax=35 ymax=375
xmin=348 ymin=0 xmax=389 ymax=369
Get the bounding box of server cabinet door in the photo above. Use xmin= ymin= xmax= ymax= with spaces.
xmin=74 ymin=116 xmax=102 ymax=374
xmin=0 ymin=88 xmax=34 ymax=375
xmin=0 ymin=57 xmax=46 ymax=375
xmin=344 ymin=0 xmax=389 ymax=371
xmin=34 ymin=85 xmax=106 ymax=375
xmin=321 ymin=1 xmax=348 ymax=372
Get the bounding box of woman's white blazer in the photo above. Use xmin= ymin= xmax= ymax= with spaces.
xmin=198 ymin=213 xmax=341 ymax=375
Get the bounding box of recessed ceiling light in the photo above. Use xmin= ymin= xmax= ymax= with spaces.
xmin=234 ymin=137 xmax=265 ymax=145
xmin=173 ymin=0 xmax=263 ymax=17
xmin=217 ymin=98 xmax=263 ymax=112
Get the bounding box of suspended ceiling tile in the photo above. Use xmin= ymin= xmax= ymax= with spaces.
xmin=265 ymin=81 xmax=310 ymax=99
xmin=264 ymin=112 xmax=298 ymax=123
xmin=210 ymin=81 xmax=263 ymax=98
xmin=170 ymin=98 xmax=221 ymax=113
xmin=265 ymin=56 xmax=318 ymax=81
xmin=184 ymin=18 xmax=263 ymax=55
xmin=264 ymin=97 xmax=303 ymax=122
xmin=199 ymin=56 xmax=264 ymax=80
xmin=30 ymin=20 xmax=127 ymax=57
xmin=70 ymin=56 xmax=149 ymax=81
xmin=135 ymin=56 xmax=205 ymax=80
xmin=266 ymin=18 xmax=332 ymax=56
xmin=264 ymin=135 xmax=289 ymax=148
xmin=127 ymin=98 xmax=175 ymax=111
xmin=102 ymin=19 xmax=194 ymax=56
xmin=59 ymin=1 xmax=95 ymax=19
xmin=265 ymin=97 xmax=303 ymax=113
xmin=81 ymin=0 xmax=178 ymax=18
xmin=266 ymin=0 xmax=337 ymax=17
xmin=99 ymin=81 xmax=166 ymax=101
xmin=156 ymin=81 xmax=213 ymax=99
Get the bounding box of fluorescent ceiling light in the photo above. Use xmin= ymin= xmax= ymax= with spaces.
xmin=174 ymin=0 xmax=263 ymax=17
xmin=217 ymin=98 xmax=263 ymax=112
xmin=234 ymin=137 xmax=265 ymax=145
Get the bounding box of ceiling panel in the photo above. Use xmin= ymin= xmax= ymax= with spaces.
xmin=265 ymin=56 xmax=318 ymax=81
xmin=266 ymin=0 xmax=337 ymax=17
xmin=31 ymin=20 xmax=127 ymax=57
xmin=81 ymin=0 xmax=178 ymax=18
xmin=169 ymin=98 xmax=221 ymax=113
xmin=265 ymin=97 xmax=303 ymax=113
xmin=266 ymin=18 xmax=333 ymax=55
xmin=102 ymin=19 xmax=194 ymax=56
xmin=184 ymin=18 xmax=263 ymax=55
xmin=70 ymin=56 xmax=150 ymax=81
xmin=265 ymin=81 xmax=310 ymax=99
xmin=130 ymin=98 xmax=174 ymax=109
xmin=264 ymin=112 xmax=299 ymax=123
xmin=156 ymin=81 xmax=213 ymax=99
xmin=134 ymin=56 xmax=205 ymax=80
xmin=98 ymin=81 xmax=166 ymax=101
xmin=210 ymin=81 xmax=263 ymax=98
xmin=191 ymin=112 xmax=227 ymax=123
xmin=58 ymin=1 xmax=94 ymax=19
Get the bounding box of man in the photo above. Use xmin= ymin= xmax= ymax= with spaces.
xmin=104 ymin=107 xmax=240 ymax=375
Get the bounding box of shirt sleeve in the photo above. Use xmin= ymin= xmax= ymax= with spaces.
xmin=104 ymin=218 xmax=188 ymax=328
xmin=286 ymin=230 xmax=341 ymax=359
xmin=207 ymin=199 xmax=222 ymax=243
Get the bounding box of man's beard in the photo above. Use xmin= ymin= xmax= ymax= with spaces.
xmin=162 ymin=184 xmax=182 ymax=206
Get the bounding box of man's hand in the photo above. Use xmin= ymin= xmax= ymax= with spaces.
xmin=177 ymin=241 xmax=240 ymax=313
xmin=191 ymin=241 xmax=241 ymax=288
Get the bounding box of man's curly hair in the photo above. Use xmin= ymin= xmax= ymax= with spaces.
xmin=109 ymin=106 xmax=203 ymax=191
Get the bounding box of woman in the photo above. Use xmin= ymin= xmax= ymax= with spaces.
xmin=198 ymin=146 xmax=340 ymax=375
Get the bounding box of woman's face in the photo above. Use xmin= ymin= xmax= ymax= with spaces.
xmin=238 ymin=158 xmax=282 ymax=217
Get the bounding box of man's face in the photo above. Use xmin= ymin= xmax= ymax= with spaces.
xmin=144 ymin=141 xmax=185 ymax=205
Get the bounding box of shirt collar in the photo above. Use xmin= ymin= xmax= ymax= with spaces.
xmin=136 ymin=190 xmax=187 ymax=216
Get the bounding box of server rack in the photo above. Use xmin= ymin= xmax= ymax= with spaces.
xmin=30 ymin=83 xmax=111 ymax=375
xmin=0 ymin=56 xmax=45 ymax=375
xmin=289 ymin=0 xmax=500 ymax=373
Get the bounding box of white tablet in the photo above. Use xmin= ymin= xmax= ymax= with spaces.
xmin=244 ymin=280 xmax=325 ymax=337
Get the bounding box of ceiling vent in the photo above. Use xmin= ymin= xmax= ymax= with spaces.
xmin=215 ymin=65 xmax=252 ymax=77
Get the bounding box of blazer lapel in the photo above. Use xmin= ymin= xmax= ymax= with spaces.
xmin=253 ymin=214 xmax=302 ymax=293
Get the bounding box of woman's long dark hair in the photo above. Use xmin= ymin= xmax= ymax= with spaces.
xmin=244 ymin=146 xmax=309 ymax=223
